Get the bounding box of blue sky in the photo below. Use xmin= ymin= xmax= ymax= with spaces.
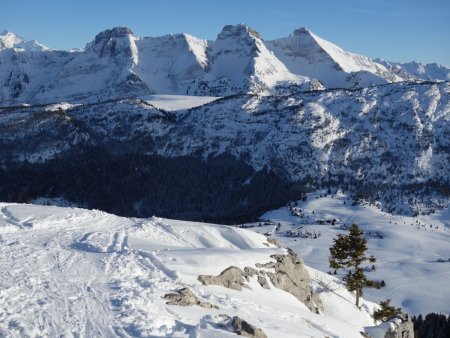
xmin=1 ymin=0 xmax=449 ymax=65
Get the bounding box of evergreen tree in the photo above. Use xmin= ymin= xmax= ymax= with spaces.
xmin=329 ymin=223 xmax=376 ymax=307
xmin=373 ymin=299 xmax=401 ymax=322
xmin=344 ymin=268 xmax=367 ymax=307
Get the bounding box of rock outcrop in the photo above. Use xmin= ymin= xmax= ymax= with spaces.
xmin=198 ymin=266 xmax=248 ymax=290
xmin=365 ymin=314 xmax=414 ymax=338
xmin=231 ymin=316 xmax=268 ymax=338
xmin=256 ymin=250 xmax=310 ymax=304
xmin=198 ymin=250 xmax=323 ymax=313
xmin=163 ymin=287 xmax=218 ymax=309
xmin=384 ymin=314 xmax=414 ymax=338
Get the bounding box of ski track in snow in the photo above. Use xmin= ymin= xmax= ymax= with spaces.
xmin=0 ymin=208 xmax=181 ymax=337
xmin=0 ymin=203 xmax=384 ymax=338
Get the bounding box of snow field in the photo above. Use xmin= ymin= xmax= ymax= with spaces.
xmin=256 ymin=191 xmax=450 ymax=315
xmin=0 ymin=203 xmax=383 ymax=337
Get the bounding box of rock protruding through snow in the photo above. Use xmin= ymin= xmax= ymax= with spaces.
xmin=384 ymin=314 xmax=414 ymax=338
xmin=198 ymin=250 xmax=323 ymax=313
xmin=198 ymin=266 xmax=249 ymax=291
xmin=365 ymin=314 xmax=415 ymax=338
xmin=231 ymin=315 xmax=268 ymax=338
xmin=256 ymin=250 xmax=322 ymax=313
xmin=163 ymin=287 xmax=218 ymax=309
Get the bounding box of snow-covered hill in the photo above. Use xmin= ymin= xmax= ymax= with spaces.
xmin=0 ymin=202 xmax=414 ymax=337
xmin=250 ymin=191 xmax=450 ymax=316
xmin=1 ymin=25 xmax=448 ymax=105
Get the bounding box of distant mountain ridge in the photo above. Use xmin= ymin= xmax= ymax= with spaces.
xmin=1 ymin=25 xmax=449 ymax=105
xmin=1 ymin=81 xmax=448 ymax=218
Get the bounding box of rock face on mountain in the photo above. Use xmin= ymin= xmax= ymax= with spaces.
xmin=1 ymin=25 xmax=448 ymax=105
xmin=265 ymin=27 xmax=400 ymax=88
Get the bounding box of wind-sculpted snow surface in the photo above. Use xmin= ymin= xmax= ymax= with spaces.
xmin=0 ymin=81 xmax=449 ymax=216
xmin=0 ymin=203 xmax=384 ymax=337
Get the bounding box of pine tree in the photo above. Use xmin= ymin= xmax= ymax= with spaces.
xmin=344 ymin=268 xmax=367 ymax=307
xmin=329 ymin=223 xmax=376 ymax=307
xmin=373 ymin=299 xmax=401 ymax=322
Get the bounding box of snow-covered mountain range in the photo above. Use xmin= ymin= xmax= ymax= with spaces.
xmin=1 ymin=81 xmax=449 ymax=217
xmin=1 ymin=25 xmax=449 ymax=104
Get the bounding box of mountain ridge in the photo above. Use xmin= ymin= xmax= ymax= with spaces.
xmin=1 ymin=24 xmax=449 ymax=105
xmin=1 ymin=81 xmax=448 ymax=218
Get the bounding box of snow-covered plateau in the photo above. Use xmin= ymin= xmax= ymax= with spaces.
xmin=0 ymin=202 xmax=413 ymax=337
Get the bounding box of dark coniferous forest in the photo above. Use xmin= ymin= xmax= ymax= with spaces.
xmin=0 ymin=146 xmax=305 ymax=223
xmin=412 ymin=313 xmax=450 ymax=338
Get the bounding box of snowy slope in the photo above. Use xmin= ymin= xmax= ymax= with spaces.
xmin=253 ymin=191 xmax=450 ymax=315
xmin=141 ymin=94 xmax=220 ymax=111
xmin=374 ymin=58 xmax=450 ymax=81
xmin=266 ymin=28 xmax=400 ymax=88
xmin=1 ymin=81 xmax=449 ymax=215
xmin=193 ymin=24 xmax=309 ymax=96
xmin=0 ymin=203 xmax=386 ymax=337
xmin=0 ymin=30 xmax=49 ymax=51
xmin=134 ymin=33 xmax=208 ymax=94
xmin=33 ymin=27 xmax=150 ymax=104
xmin=0 ymin=31 xmax=68 ymax=104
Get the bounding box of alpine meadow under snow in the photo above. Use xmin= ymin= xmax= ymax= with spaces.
xmin=0 ymin=23 xmax=449 ymax=337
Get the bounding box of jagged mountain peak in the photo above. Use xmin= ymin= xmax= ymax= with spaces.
xmin=292 ymin=27 xmax=312 ymax=36
xmin=84 ymin=26 xmax=137 ymax=60
xmin=86 ymin=26 xmax=135 ymax=50
xmin=266 ymin=27 xmax=399 ymax=87
xmin=0 ymin=30 xmax=25 ymax=48
xmin=0 ymin=24 xmax=447 ymax=104
xmin=0 ymin=30 xmax=49 ymax=52
xmin=95 ymin=26 xmax=134 ymax=40
xmin=217 ymin=23 xmax=261 ymax=41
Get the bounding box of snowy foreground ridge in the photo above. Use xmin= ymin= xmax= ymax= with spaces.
xmin=0 ymin=203 xmax=408 ymax=338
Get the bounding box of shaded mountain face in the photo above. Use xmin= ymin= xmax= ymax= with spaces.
xmin=1 ymin=25 xmax=448 ymax=105
xmin=0 ymin=82 xmax=448 ymax=219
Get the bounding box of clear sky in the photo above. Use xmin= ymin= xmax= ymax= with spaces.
xmin=1 ymin=0 xmax=449 ymax=66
